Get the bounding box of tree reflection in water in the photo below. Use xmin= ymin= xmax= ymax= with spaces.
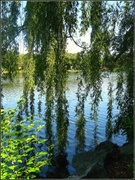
xmin=30 ymin=89 xmax=35 ymax=118
xmin=75 ymin=78 xmax=86 ymax=153
xmin=23 ymin=90 xmax=29 ymax=117
xmin=106 ymin=81 xmax=113 ymax=140
xmin=37 ymin=100 xmax=42 ymax=117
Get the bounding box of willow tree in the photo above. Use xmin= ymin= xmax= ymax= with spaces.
xmin=1 ymin=1 xmax=20 ymax=78
xmin=112 ymin=1 xmax=134 ymax=140
xmin=75 ymin=1 xmax=134 ymax=143
xmin=2 ymin=1 xmax=133 ymax=150
xmin=74 ymin=1 xmax=108 ymax=147
xmin=23 ymin=1 xmax=79 ymax=153
xmin=1 ymin=1 xmax=21 ymax=112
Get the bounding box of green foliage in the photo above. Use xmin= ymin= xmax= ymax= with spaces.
xmin=65 ymin=51 xmax=77 ymax=70
xmin=75 ymin=77 xmax=86 ymax=152
xmin=23 ymin=55 xmax=35 ymax=93
xmin=1 ymin=100 xmax=52 ymax=179
xmin=2 ymin=1 xmax=20 ymax=52
xmin=17 ymin=54 xmax=25 ymax=69
xmin=112 ymin=2 xmax=134 ymax=140
xmin=2 ymin=50 xmax=18 ymax=78
xmin=2 ymin=1 xmax=134 ymax=154
xmin=121 ymin=117 xmax=133 ymax=139
xmin=2 ymin=1 xmax=20 ymax=79
xmin=113 ymin=116 xmax=133 ymax=141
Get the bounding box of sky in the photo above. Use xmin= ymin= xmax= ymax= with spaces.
xmin=18 ymin=1 xmax=117 ymax=54
xmin=66 ymin=31 xmax=90 ymax=53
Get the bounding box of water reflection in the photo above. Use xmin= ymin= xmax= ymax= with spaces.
xmin=23 ymin=90 xmax=29 ymax=116
xmin=75 ymin=115 xmax=86 ymax=152
xmin=106 ymin=82 xmax=113 ymax=140
xmin=29 ymin=89 xmax=35 ymax=117
xmin=75 ymin=78 xmax=86 ymax=153
xmin=16 ymin=111 xmax=22 ymax=136
xmin=93 ymin=121 xmax=98 ymax=147
xmin=22 ymin=88 xmax=35 ymax=118
xmin=38 ymin=100 xmax=42 ymax=117
xmin=44 ymin=89 xmax=54 ymax=152
xmin=53 ymin=72 xmax=69 ymax=176
xmin=55 ymin=94 xmax=69 ymax=153
xmin=44 ymin=69 xmax=70 ymax=177
xmin=46 ymin=151 xmax=69 ymax=178
xmin=2 ymin=72 xmax=127 ymax=176
xmin=90 ymin=78 xmax=103 ymax=147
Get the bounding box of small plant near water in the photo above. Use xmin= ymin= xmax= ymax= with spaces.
xmin=1 ymin=99 xmax=52 ymax=179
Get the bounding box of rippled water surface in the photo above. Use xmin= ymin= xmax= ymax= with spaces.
xmin=2 ymin=72 xmax=127 ymax=177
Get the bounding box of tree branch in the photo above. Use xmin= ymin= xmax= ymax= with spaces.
xmin=67 ymin=32 xmax=90 ymax=50
xmin=2 ymin=25 xmax=26 ymax=51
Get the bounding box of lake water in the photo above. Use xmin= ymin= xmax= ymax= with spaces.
xmin=2 ymin=72 xmax=127 ymax=177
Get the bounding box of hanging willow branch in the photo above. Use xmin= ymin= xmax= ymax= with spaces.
xmin=68 ymin=33 xmax=91 ymax=50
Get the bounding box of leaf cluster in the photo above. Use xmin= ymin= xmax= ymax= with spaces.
xmin=1 ymin=100 xmax=52 ymax=179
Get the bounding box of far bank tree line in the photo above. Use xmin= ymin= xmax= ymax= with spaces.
xmin=2 ymin=51 xmax=77 ymax=72
xmin=2 ymin=49 xmax=124 ymax=73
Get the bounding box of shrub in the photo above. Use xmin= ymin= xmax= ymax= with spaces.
xmin=1 ymin=100 xmax=52 ymax=179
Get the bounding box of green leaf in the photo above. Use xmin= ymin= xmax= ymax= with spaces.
xmin=36 ymin=161 xmax=47 ymax=167
xmin=1 ymin=172 xmax=8 ymax=179
xmin=27 ymin=167 xmax=38 ymax=173
xmin=9 ymin=165 xmax=16 ymax=170
xmin=17 ymin=159 xmax=22 ymax=163
xmin=36 ymin=125 xmax=44 ymax=132
xmin=37 ymin=151 xmax=47 ymax=156
xmin=27 ymin=124 xmax=34 ymax=129
xmin=1 ymin=153 xmax=7 ymax=158
xmin=26 ymin=161 xmax=34 ymax=165
xmin=25 ymin=147 xmax=34 ymax=153
xmin=38 ymin=139 xmax=47 ymax=144
xmin=1 ymin=162 xmax=7 ymax=168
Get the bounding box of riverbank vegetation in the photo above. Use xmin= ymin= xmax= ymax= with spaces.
xmin=1 ymin=1 xmax=134 ymax=178
xmin=1 ymin=99 xmax=53 ymax=179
